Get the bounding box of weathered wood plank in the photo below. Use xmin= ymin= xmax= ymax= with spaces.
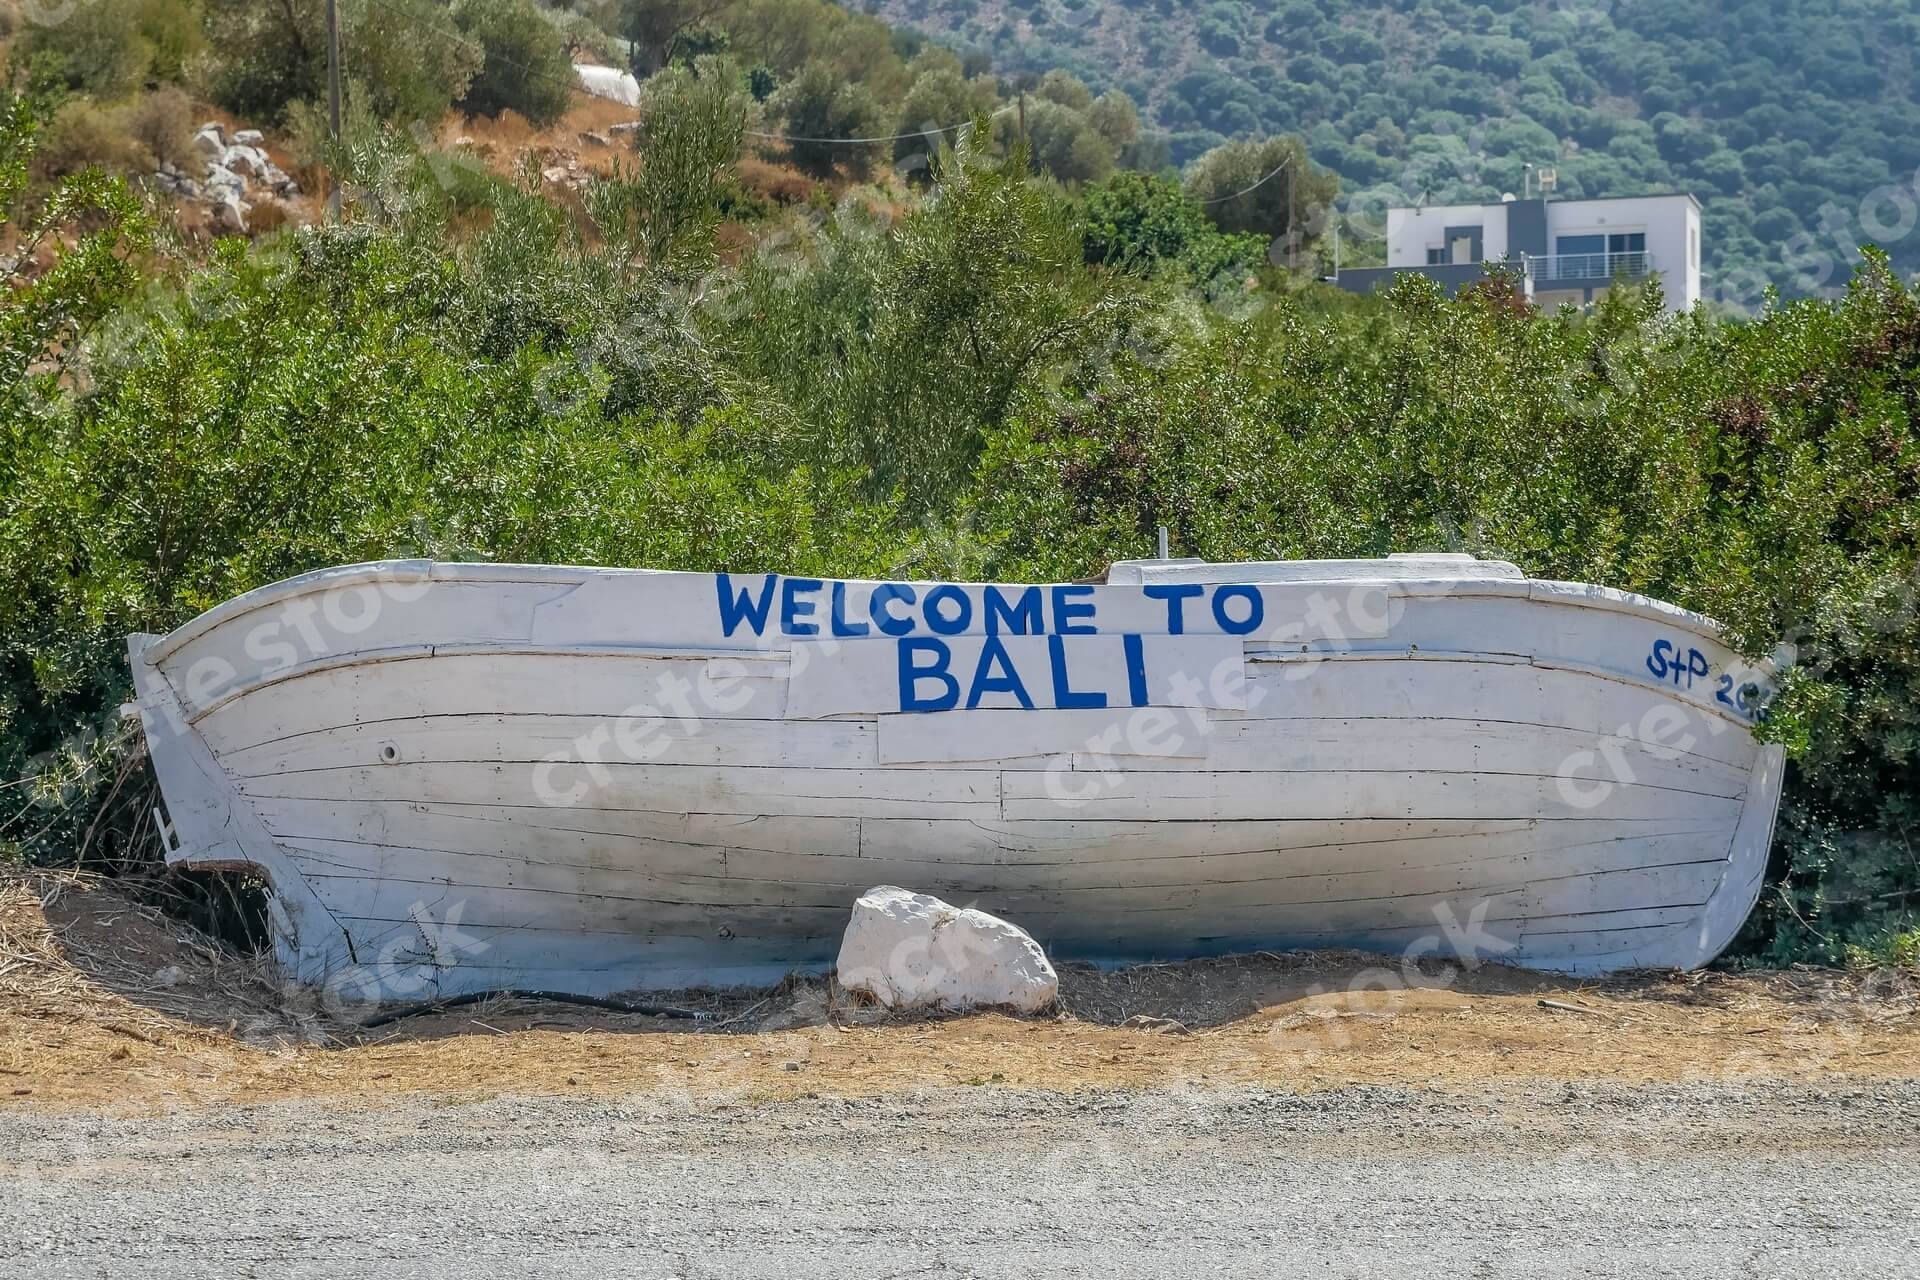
xmin=271 ymin=826 xmax=1728 ymax=910
xmin=236 ymin=760 xmax=1004 ymax=819
xmin=222 ymin=715 xmax=883 ymax=778
xmin=301 ymin=858 xmax=1722 ymax=950
xmin=1000 ymin=769 xmax=1745 ymax=823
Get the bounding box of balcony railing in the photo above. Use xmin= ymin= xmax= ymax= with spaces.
xmin=1524 ymin=251 xmax=1654 ymax=283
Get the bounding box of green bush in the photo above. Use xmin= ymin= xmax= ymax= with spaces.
xmin=1079 ymin=169 xmax=1266 ymax=283
xmin=20 ymin=0 xmax=147 ymax=98
xmin=452 ymin=0 xmax=577 ymax=127
xmin=206 ymin=0 xmax=481 ymax=124
xmin=34 ymin=100 xmax=148 ymax=178
xmin=769 ymin=61 xmax=887 ymax=178
xmin=127 ymin=86 xmax=200 ymax=174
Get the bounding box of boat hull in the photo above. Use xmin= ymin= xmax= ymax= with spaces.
xmin=127 ymin=557 xmax=1785 ymax=996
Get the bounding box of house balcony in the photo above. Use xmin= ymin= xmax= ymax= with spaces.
xmin=1523 ymin=251 xmax=1654 ymax=284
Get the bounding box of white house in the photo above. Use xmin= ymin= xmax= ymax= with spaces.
xmin=1338 ymin=193 xmax=1703 ymax=314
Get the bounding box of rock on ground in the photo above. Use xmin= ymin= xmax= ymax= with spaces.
xmin=835 ymin=885 xmax=1058 ymax=1014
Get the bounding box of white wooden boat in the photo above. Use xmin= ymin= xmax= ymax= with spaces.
xmin=126 ymin=554 xmax=1785 ymax=996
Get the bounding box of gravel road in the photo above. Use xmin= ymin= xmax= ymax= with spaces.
xmin=4 ymin=1080 xmax=1917 ymax=1279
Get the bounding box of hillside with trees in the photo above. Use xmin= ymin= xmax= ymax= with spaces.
xmin=874 ymin=0 xmax=1920 ymax=301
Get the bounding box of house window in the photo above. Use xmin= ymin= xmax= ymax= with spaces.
xmin=1426 ymin=247 xmax=1446 ymax=264
xmin=1608 ymin=232 xmax=1646 ymax=254
xmin=1555 ymin=234 xmax=1605 ymax=255
xmin=1442 ymin=226 xmax=1483 ymax=264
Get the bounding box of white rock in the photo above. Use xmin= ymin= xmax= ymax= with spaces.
xmin=835 ymin=886 xmax=1058 ymax=1014
xmin=210 ymin=194 xmax=248 ymax=233
xmin=221 ymin=144 xmax=271 ymax=178
xmin=202 ymin=164 xmax=245 ymax=200
xmin=231 ymin=129 xmax=264 ymax=145
xmin=192 ymin=128 xmax=224 ymax=158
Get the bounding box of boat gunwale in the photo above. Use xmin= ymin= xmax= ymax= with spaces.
xmin=138 ymin=558 xmax=1755 ymax=668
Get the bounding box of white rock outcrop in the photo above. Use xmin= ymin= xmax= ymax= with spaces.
xmin=154 ymin=131 xmax=299 ymax=232
xmin=835 ymin=886 xmax=1058 ymax=1014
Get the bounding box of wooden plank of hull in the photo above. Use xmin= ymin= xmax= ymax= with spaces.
xmin=303 ymin=907 xmax=1716 ymax=993
xmin=269 ymin=826 xmax=1730 ymax=914
xmin=158 ymin=580 xmax=583 ymax=717
xmin=315 ymin=895 xmax=1719 ymax=993
xmin=222 ymin=716 xmax=886 ymax=777
xmin=251 ymin=796 xmax=868 ymax=858
xmin=233 ymin=754 xmax=1738 ymax=827
xmin=236 ymin=760 xmax=1005 ymax=819
xmin=300 ymin=858 xmax=1723 ymax=954
xmin=197 ymin=653 xmax=795 ymax=753
xmin=219 ymin=710 xmax=1751 ymax=800
xmin=1000 ymin=770 xmax=1743 ymax=824
xmin=194 ymin=650 xmax=1766 ymax=774
xmin=252 ymin=798 xmax=1733 ymax=889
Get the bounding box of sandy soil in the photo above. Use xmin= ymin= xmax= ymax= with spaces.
xmin=3 ymin=871 xmax=1916 ymax=1111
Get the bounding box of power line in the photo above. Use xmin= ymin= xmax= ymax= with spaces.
xmin=355 ymin=0 xmax=995 ymax=148
xmin=1197 ymin=153 xmax=1292 ymax=204
xmin=746 ymin=107 xmax=1013 ymax=145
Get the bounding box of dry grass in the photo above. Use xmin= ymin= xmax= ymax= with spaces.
xmin=4 ymin=869 xmax=1918 ymax=1112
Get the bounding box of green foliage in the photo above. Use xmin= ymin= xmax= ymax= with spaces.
xmin=133 ymin=0 xmax=210 ymax=86
xmin=621 ymin=0 xmax=730 ymax=76
xmin=872 ymin=0 xmax=1920 ymax=299
xmin=1079 ymin=169 xmax=1266 ymax=283
xmin=587 ymin=58 xmax=751 ymax=272
xmin=206 ymin=0 xmax=482 ymax=125
xmin=33 ymin=100 xmax=149 ymax=179
xmin=1184 ymin=135 xmax=1338 ymax=244
xmin=768 ymin=60 xmax=886 ymax=178
xmin=892 ymin=49 xmax=996 ymax=173
xmin=126 ymin=86 xmax=200 ymax=174
xmin=452 ymin=0 xmax=577 ymax=126
xmin=19 ymin=0 xmax=148 ymax=98
xmin=719 ymin=0 xmax=911 ymax=102
xmin=717 ymin=122 xmax=1144 ymax=508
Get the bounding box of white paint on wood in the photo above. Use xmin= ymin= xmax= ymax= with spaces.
xmin=127 ymin=556 xmax=1787 ymax=994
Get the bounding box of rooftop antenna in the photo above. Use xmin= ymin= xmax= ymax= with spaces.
xmin=1523 ymin=162 xmax=1533 ymax=200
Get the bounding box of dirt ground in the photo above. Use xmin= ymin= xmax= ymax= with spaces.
xmin=3 ymin=870 xmax=1916 ymax=1111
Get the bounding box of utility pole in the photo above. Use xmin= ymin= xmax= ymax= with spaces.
xmin=1016 ymin=87 xmax=1027 ymax=164
xmin=326 ymin=0 xmax=343 ymax=220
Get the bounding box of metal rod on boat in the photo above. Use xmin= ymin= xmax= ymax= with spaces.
xmin=1157 ymin=526 xmax=1169 ymax=560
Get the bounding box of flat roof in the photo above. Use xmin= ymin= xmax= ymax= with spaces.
xmin=1392 ymin=192 xmax=1701 ymax=213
